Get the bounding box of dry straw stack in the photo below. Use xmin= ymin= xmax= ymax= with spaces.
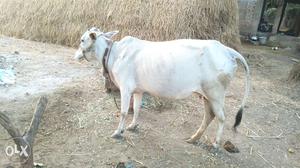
xmin=0 ymin=0 xmax=240 ymax=48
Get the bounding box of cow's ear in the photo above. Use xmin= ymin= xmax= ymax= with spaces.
xmin=89 ymin=32 xmax=97 ymax=40
xmin=103 ymin=30 xmax=119 ymax=39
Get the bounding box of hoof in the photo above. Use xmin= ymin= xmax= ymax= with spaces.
xmin=126 ymin=124 xmax=139 ymax=131
xmin=111 ymin=131 xmax=123 ymax=139
xmin=185 ymin=137 xmax=197 ymax=144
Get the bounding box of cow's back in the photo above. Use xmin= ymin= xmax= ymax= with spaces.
xmin=113 ymin=38 xmax=236 ymax=98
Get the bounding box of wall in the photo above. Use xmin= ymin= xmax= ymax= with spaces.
xmin=238 ymin=0 xmax=265 ymax=35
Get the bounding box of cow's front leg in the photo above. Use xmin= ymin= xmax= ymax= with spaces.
xmin=111 ymin=89 xmax=132 ymax=139
xmin=127 ymin=93 xmax=143 ymax=131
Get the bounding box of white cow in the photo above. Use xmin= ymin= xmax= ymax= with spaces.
xmin=74 ymin=27 xmax=250 ymax=147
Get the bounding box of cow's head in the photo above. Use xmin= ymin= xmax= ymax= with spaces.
xmin=74 ymin=27 xmax=119 ymax=61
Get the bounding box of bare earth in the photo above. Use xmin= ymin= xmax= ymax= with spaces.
xmin=0 ymin=36 xmax=299 ymax=168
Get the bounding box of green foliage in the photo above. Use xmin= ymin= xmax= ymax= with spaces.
xmin=265 ymin=7 xmax=277 ymax=23
xmin=286 ymin=3 xmax=300 ymax=17
xmin=266 ymin=0 xmax=282 ymax=8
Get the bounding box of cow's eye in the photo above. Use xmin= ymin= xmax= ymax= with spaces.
xmin=81 ymin=39 xmax=84 ymax=43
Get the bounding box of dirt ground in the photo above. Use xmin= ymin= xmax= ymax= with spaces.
xmin=0 ymin=36 xmax=299 ymax=168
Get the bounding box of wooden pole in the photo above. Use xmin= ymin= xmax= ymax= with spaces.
xmin=0 ymin=96 xmax=48 ymax=168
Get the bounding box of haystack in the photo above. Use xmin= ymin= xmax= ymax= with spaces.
xmin=0 ymin=0 xmax=241 ymax=104
xmin=0 ymin=0 xmax=240 ymax=49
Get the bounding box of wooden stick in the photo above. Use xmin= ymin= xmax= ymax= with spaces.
xmin=125 ymin=136 xmax=135 ymax=147
xmin=246 ymin=129 xmax=283 ymax=139
xmin=0 ymin=96 xmax=48 ymax=168
xmin=133 ymin=159 xmax=144 ymax=166
xmin=24 ymin=96 xmax=48 ymax=145
xmin=256 ymin=151 xmax=276 ymax=168
xmin=0 ymin=111 xmax=22 ymax=144
xmin=243 ymin=124 xmax=260 ymax=137
xmin=113 ymin=97 xmax=120 ymax=110
xmin=296 ymin=113 xmax=300 ymax=120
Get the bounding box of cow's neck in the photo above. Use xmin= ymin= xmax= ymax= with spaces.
xmin=94 ymin=37 xmax=119 ymax=85
xmin=106 ymin=42 xmax=118 ymax=73
xmin=94 ymin=38 xmax=108 ymax=61
xmin=94 ymin=39 xmax=111 ymax=66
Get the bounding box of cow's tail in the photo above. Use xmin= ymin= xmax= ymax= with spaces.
xmin=226 ymin=47 xmax=250 ymax=129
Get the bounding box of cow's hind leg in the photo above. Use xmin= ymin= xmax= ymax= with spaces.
xmin=206 ymin=87 xmax=226 ymax=148
xmin=210 ymin=99 xmax=225 ymax=148
xmin=186 ymin=97 xmax=215 ymax=143
xmin=111 ymin=89 xmax=132 ymax=139
xmin=127 ymin=92 xmax=143 ymax=131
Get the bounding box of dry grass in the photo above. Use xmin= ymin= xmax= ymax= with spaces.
xmin=0 ymin=0 xmax=240 ymax=48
